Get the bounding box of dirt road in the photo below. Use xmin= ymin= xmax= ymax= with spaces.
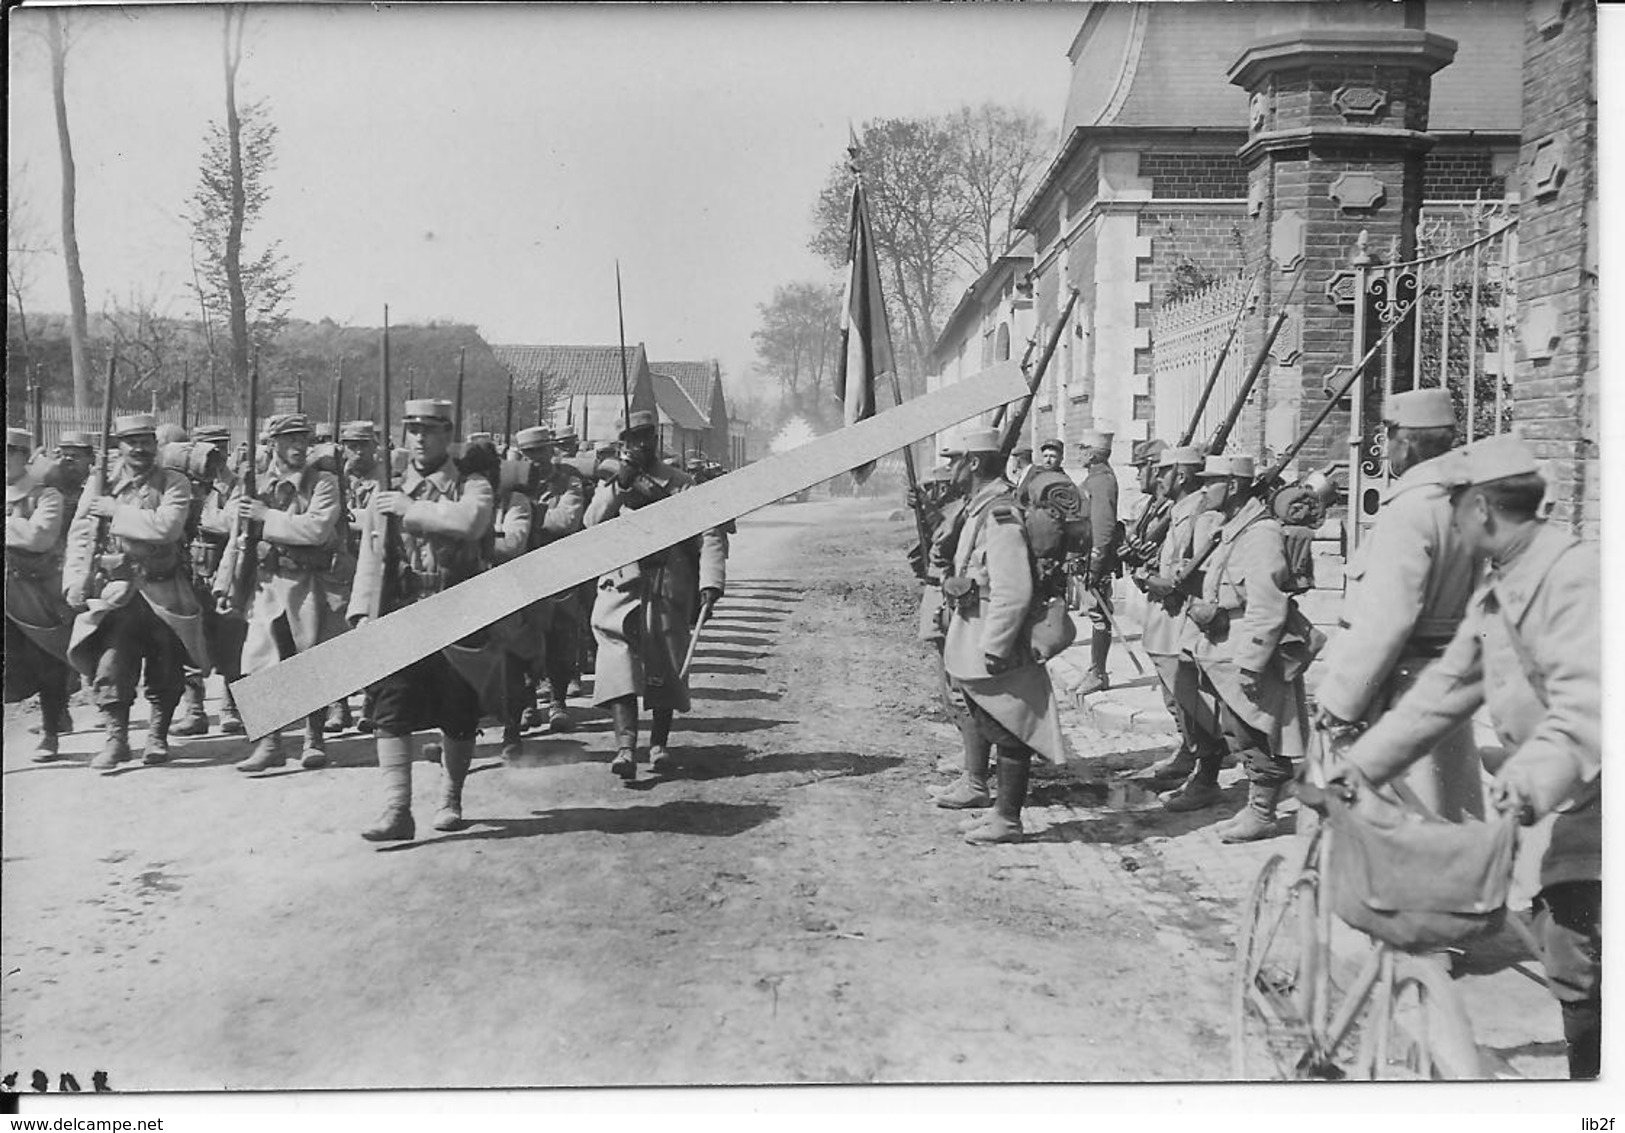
xmin=2 ymin=498 xmax=1236 ymax=1091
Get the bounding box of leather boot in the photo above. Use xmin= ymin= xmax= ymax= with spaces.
xmin=547 ymin=680 xmax=573 ymax=732
xmin=934 ymin=726 xmax=992 ymax=809
xmin=1074 ymin=629 xmax=1113 ymax=695
xmin=1219 ymin=781 xmax=1284 ymax=843
xmin=433 ymin=736 xmax=473 ymax=832
xmin=649 ymin=708 xmax=676 ymax=773
xmin=609 ymin=698 xmax=638 ymax=782
xmin=237 ymin=731 xmax=287 ymax=773
xmin=218 ymin=683 xmax=246 ymax=735
xmin=32 ymin=680 xmax=68 ymax=762
xmin=356 ymin=688 xmax=376 ymax=733
xmin=169 ymin=676 xmax=209 ymax=736
xmin=362 ymin=735 xmax=415 ymax=841
xmin=1135 ymin=746 xmax=1196 ymax=784
xmin=90 ymin=705 xmax=133 ymax=771
xmin=31 ymin=727 xmax=61 ymax=763
xmin=501 ymin=715 xmax=523 ymax=762
xmin=324 ymin=699 xmax=352 ymax=734
xmin=300 ymin=711 xmax=330 ymax=770
xmin=966 ymin=748 xmax=1030 ymax=845
xmin=1161 ymin=768 xmax=1223 ymax=812
xmin=143 ymin=700 xmax=176 ymax=765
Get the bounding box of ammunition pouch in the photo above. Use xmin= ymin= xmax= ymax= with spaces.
xmin=95 ymin=551 xmax=179 ymax=585
xmin=190 ymin=538 xmax=224 ymax=579
xmin=257 ymin=541 xmax=338 ymax=574
xmin=941 ymin=574 xmax=979 ymax=614
xmin=5 ymin=550 xmax=59 ymax=583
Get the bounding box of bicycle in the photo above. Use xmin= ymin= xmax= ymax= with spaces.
xmin=1231 ymin=751 xmax=1522 ymax=1080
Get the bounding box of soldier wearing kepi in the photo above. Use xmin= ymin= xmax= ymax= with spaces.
xmin=585 ymin=409 xmax=726 ymax=782
xmin=7 ymin=428 xmax=77 ymax=761
xmin=514 ymin=425 xmax=587 ymax=734
xmin=1072 ymin=427 xmax=1120 ymax=694
xmin=63 ymin=413 xmax=211 ymax=770
xmin=1314 ymin=387 xmax=1485 ymax=819
xmin=940 ymin=428 xmax=1067 ymax=845
xmin=1184 ymin=453 xmax=1317 ymax=841
xmin=216 ymin=413 xmax=348 ymax=773
xmin=320 ymin=419 xmax=381 ymax=733
xmin=349 ymin=398 xmax=496 ymax=841
xmin=171 ymin=422 xmax=248 ymax=736
xmin=1337 ymin=435 xmax=1600 ymax=1079
xmin=49 ymin=431 xmax=97 ymax=522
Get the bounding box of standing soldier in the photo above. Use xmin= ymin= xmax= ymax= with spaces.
xmin=1314 ymin=387 xmax=1485 ymax=819
xmin=1131 ymin=445 xmax=1231 ymax=807
xmin=328 ymin=419 xmax=381 ymax=732
xmin=216 ymin=413 xmax=348 ymax=773
xmin=171 ymin=423 xmax=247 ymax=736
xmin=1072 ymin=427 xmax=1120 ymax=694
xmin=490 ymin=433 xmax=541 ymax=756
xmin=1184 ymin=454 xmax=1318 ymax=841
xmin=515 ymin=425 xmax=587 ymax=733
xmin=7 ymin=428 xmax=77 ymax=761
xmin=63 ymin=413 xmax=211 ymax=770
xmin=1338 ymin=435 xmax=1600 ymax=1079
xmin=939 ymin=428 xmax=1066 ymax=845
xmin=24 ymin=429 xmax=97 ymax=740
xmin=349 ymin=398 xmax=495 ymax=841
xmin=585 ymin=409 xmax=725 ymax=782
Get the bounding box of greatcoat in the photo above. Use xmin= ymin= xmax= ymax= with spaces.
xmin=6 ymin=473 xmax=75 ymax=663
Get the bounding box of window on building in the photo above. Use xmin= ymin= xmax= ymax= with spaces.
xmin=996 ymin=324 xmax=1011 ymax=362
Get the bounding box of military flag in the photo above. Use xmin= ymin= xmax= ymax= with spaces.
xmin=835 ymin=140 xmax=897 ymax=483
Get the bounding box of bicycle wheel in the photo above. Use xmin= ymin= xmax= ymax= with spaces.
xmin=1232 ymin=850 xmax=1321 ymax=1079
xmin=1353 ymin=952 xmax=1483 ymax=1080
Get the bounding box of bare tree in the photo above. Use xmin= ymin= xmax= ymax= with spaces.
xmin=102 ymin=288 xmax=184 ymax=406
xmin=949 ymin=103 xmax=1050 ymax=274
xmin=44 ymin=11 xmax=93 ymax=410
xmin=6 ymin=166 xmax=53 ymax=378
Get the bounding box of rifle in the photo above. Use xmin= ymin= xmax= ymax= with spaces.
xmin=1179 ymin=265 xmax=1264 ymax=446
xmin=891 ymin=369 xmax=934 ymax=581
xmin=615 ymin=261 xmax=632 ymax=428
xmin=180 ymin=362 xmax=192 ymax=433
xmin=998 ymin=287 xmax=1080 ymax=460
xmin=1165 ymin=292 xmax=1419 ymax=604
xmin=331 ymin=366 xmax=347 ymax=536
xmin=228 ymin=359 xmax=262 ymax=614
xmin=990 ymin=333 xmax=1040 ymax=431
xmin=503 ymin=368 xmax=514 ymax=452
xmin=370 ymin=305 xmax=400 ymax=619
xmin=454 ymin=347 xmax=466 ymax=441
xmin=1205 ymin=259 xmax=1307 ymax=457
xmin=30 ymin=381 xmax=44 ymax=451
xmin=87 ymin=355 xmax=118 ymax=600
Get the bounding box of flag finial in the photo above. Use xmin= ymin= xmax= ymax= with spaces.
xmin=847 ymin=123 xmax=862 ymax=175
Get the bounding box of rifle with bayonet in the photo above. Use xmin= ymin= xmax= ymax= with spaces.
xmin=1179 ymin=265 xmax=1264 ymax=446
xmin=370 ymin=306 xmax=401 ymax=619
xmin=225 ymin=359 xmax=262 ymax=615
xmin=1204 ymin=259 xmax=1307 ymax=458
xmin=86 ymin=355 xmax=118 ymax=601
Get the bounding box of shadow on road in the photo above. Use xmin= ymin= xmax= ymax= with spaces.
xmin=679 ymin=747 xmax=904 ymax=782
xmin=674 ymin=716 xmax=790 ymax=734
xmin=377 ymin=800 xmax=782 ymax=850
xmin=692 ymin=648 xmax=764 ymax=662
xmin=687 ymin=662 xmax=766 ymax=678
xmin=1034 ymin=783 xmax=1247 ymax=843
xmin=689 ymin=687 xmax=781 ymax=703
xmin=695 ymin=634 xmax=772 ymax=648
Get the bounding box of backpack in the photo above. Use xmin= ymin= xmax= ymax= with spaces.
xmin=1011 ymin=470 xmax=1091 ymax=660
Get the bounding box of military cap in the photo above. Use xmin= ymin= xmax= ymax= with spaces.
xmin=465 ymin=431 xmax=494 ymax=444
xmin=1012 ymin=445 xmax=1033 ymax=459
xmin=57 ymin=430 xmax=96 ymax=451
xmin=339 ymin=420 xmax=377 ymax=442
xmin=1131 ymin=438 xmax=1168 ymax=466
xmin=1383 ymin=387 xmax=1455 ymax=430
xmin=193 ymin=424 xmax=231 ymax=443
xmin=552 ymin=424 xmax=579 ymax=443
xmin=1039 ymin=438 xmax=1064 ymax=455
xmin=265 ymin=412 xmax=314 ymax=438
xmin=315 ymin=420 xmax=335 ymax=439
xmin=1158 ymin=444 xmax=1205 ymax=468
xmin=1199 ymin=453 xmax=1255 ymax=479
xmin=619 ymin=409 xmax=659 ymax=438
xmin=7 ymin=427 xmax=33 ymax=451
xmin=514 ymin=425 xmax=554 ymax=451
xmin=961 ymin=427 xmax=1001 ymax=454
xmin=402 ymin=398 xmax=454 ymax=425
xmin=113 ymin=413 xmax=159 ymax=438
xmin=938 ymin=436 xmax=966 ymax=459
xmin=1456 ymin=433 xmax=1542 ymax=488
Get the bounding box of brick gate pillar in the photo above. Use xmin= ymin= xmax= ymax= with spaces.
xmin=1228 ymin=22 xmax=1457 ymax=471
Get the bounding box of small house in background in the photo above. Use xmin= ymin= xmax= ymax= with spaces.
xmin=649 ymin=360 xmax=731 ymax=466
xmin=490 ymin=343 xmax=657 ymax=446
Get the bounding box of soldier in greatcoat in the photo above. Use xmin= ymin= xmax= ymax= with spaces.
xmin=1338 ymin=435 xmax=1600 ymax=1079
xmin=62 ymin=413 xmax=211 ymax=770
xmin=7 ymin=428 xmax=77 ymax=761
xmin=585 ymin=409 xmax=726 ymax=782
xmin=349 ymin=398 xmax=497 ymax=841
xmin=1072 ymin=428 xmax=1121 ymax=694
xmin=313 ymin=419 xmax=382 ymax=734
xmin=215 ymin=413 xmax=349 ymax=773
xmin=1184 ymin=453 xmax=1318 ymax=841
xmin=938 ymin=428 xmax=1066 ymax=844
xmin=1313 ymin=388 xmax=1485 ymax=819
xmin=514 ymin=425 xmax=587 ymax=734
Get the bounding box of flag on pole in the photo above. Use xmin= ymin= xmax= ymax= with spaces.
xmin=835 ymin=161 xmax=896 ymax=484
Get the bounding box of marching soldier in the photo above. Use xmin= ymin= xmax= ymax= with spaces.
xmin=7 ymin=428 xmax=77 ymax=761
xmin=349 ymin=398 xmax=496 ymax=841
xmin=1131 ymin=445 xmax=1231 ymax=807
xmin=585 ymin=409 xmax=725 ymax=782
xmin=216 ymin=413 xmax=349 ymax=773
xmin=939 ymin=428 xmax=1066 ymax=844
xmin=489 ymin=433 xmax=542 ymax=756
xmin=1184 ymin=453 xmax=1317 ymax=841
xmin=515 ymin=425 xmax=587 ymax=734
xmin=1072 ymin=427 xmax=1120 ymax=695
xmin=171 ymin=423 xmax=247 ymax=736
xmin=1314 ymin=387 xmax=1485 ymax=819
xmin=50 ymin=430 xmax=96 ymax=521
xmin=317 ymin=419 xmax=382 ymax=733
xmin=63 ymin=413 xmax=211 ymax=770
xmin=1337 ymin=435 xmax=1600 ymax=1079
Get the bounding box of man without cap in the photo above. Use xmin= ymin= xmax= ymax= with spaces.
xmin=216 ymin=413 xmax=349 ymax=773
xmin=1007 ymin=445 xmax=1036 ymax=498
xmin=7 ymin=428 xmax=77 ymax=761
xmin=350 ymin=398 xmax=498 ymax=840
xmin=1131 ymin=445 xmax=1230 ymax=805
xmin=63 ymin=414 xmax=211 ymax=770
xmin=1184 ymin=453 xmax=1316 ymax=841
xmin=1071 ymin=427 xmax=1121 ymax=695
xmin=585 ymin=409 xmax=726 ymax=782
xmin=1314 ymin=388 xmax=1485 ymax=820
xmin=938 ymin=428 xmax=1067 ymax=844
xmin=1337 ymin=434 xmax=1600 ymax=1079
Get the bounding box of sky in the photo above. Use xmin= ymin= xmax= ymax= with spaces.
xmin=7 ymin=2 xmax=1082 ymax=395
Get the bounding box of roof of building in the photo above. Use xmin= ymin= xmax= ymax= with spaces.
xmin=929 ymin=238 xmax=1036 ymax=369
xmin=649 ymin=372 xmax=711 ymax=431
xmin=1060 ymin=0 xmax=1521 ymax=137
xmin=648 ymin=361 xmax=719 ymax=412
xmin=489 ymin=344 xmax=646 ymax=397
